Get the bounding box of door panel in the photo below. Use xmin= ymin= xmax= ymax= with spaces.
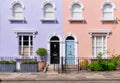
xmin=50 ymin=42 xmax=60 ymax=64
xmin=65 ymin=41 xmax=75 ymax=64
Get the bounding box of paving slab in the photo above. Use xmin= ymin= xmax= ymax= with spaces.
xmin=0 ymin=71 xmax=120 ymax=81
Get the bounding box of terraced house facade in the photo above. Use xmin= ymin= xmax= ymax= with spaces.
xmin=0 ymin=0 xmax=120 ymax=65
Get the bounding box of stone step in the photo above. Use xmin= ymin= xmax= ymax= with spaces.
xmin=63 ymin=65 xmax=78 ymax=71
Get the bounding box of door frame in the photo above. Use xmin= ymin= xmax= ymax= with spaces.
xmin=63 ymin=33 xmax=78 ymax=65
xmin=47 ymin=33 xmax=62 ymax=64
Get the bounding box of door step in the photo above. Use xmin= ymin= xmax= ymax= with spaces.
xmin=47 ymin=64 xmax=59 ymax=74
xmin=63 ymin=65 xmax=78 ymax=72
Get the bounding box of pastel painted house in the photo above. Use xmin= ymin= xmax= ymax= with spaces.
xmin=0 ymin=0 xmax=62 ymax=64
xmin=63 ymin=0 xmax=120 ymax=64
xmin=0 ymin=0 xmax=120 ymax=65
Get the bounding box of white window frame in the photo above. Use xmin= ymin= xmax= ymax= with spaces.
xmin=14 ymin=30 xmax=37 ymax=56
xmin=69 ymin=1 xmax=84 ymax=21
xmin=92 ymin=36 xmax=107 ymax=58
xmin=9 ymin=1 xmax=25 ymax=21
xmin=101 ymin=1 xmax=115 ymax=21
xmin=89 ymin=30 xmax=112 ymax=58
xmin=41 ymin=1 xmax=56 ymax=21
xmin=19 ymin=35 xmax=33 ymax=56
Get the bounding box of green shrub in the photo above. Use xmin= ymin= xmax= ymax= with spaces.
xmin=36 ymin=48 xmax=47 ymax=56
xmin=107 ymin=62 xmax=116 ymax=71
xmin=89 ymin=52 xmax=118 ymax=71
xmin=88 ymin=62 xmax=103 ymax=71
xmin=0 ymin=61 xmax=16 ymax=64
xmin=110 ymin=55 xmax=120 ymax=66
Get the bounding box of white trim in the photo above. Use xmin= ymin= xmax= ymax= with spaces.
xmin=41 ymin=0 xmax=56 ymax=21
xmin=14 ymin=30 xmax=37 ymax=38
xmin=101 ymin=0 xmax=115 ymax=22
xmin=68 ymin=17 xmax=85 ymax=22
xmin=41 ymin=0 xmax=56 ymax=9
xmin=10 ymin=0 xmax=25 ymax=9
xmin=47 ymin=33 xmax=62 ymax=64
xmin=101 ymin=0 xmax=115 ymax=10
xmin=70 ymin=0 xmax=84 ymax=10
xmin=92 ymin=36 xmax=107 ymax=58
xmin=9 ymin=17 xmax=25 ymax=21
xmin=9 ymin=1 xmax=25 ymax=21
xmin=88 ymin=30 xmax=112 ymax=38
xmin=63 ymin=33 xmax=78 ymax=64
xmin=40 ymin=17 xmax=57 ymax=21
xmin=100 ymin=17 xmax=116 ymax=21
xmin=69 ymin=0 xmax=84 ymax=22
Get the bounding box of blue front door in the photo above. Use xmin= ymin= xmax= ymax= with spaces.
xmin=65 ymin=41 xmax=75 ymax=64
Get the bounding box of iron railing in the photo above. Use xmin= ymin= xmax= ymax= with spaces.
xmin=0 ymin=56 xmax=116 ymax=73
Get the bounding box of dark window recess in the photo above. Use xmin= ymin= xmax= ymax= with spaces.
xmin=66 ymin=36 xmax=74 ymax=40
xmin=23 ymin=36 xmax=29 ymax=40
xmin=50 ymin=36 xmax=59 ymax=41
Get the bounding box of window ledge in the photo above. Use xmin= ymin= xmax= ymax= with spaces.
xmin=9 ymin=17 xmax=25 ymax=21
xmin=40 ymin=17 xmax=57 ymax=21
xmin=68 ymin=17 xmax=85 ymax=22
xmin=90 ymin=56 xmax=109 ymax=60
xmin=101 ymin=18 xmax=116 ymax=21
xmin=16 ymin=56 xmax=35 ymax=60
xmin=88 ymin=30 xmax=112 ymax=38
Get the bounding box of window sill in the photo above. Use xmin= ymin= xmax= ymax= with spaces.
xmin=90 ymin=56 xmax=109 ymax=59
xmin=40 ymin=17 xmax=57 ymax=21
xmin=16 ymin=56 xmax=35 ymax=60
xmin=8 ymin=17 xmax=25 ymax=21
xmin=101 ymin=18 xmax=116 ymax=22
xmin=68 ymin=17 xmax=85 ymax=22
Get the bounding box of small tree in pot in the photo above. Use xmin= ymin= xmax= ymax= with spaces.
xmin=36 ymin=48 xmax=47 ymax=71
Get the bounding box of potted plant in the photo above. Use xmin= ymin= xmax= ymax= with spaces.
xmin=36 ymin=48 xmax=47 ymax=71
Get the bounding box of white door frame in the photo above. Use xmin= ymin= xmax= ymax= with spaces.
xmin=47 ymin=33 xmax=62 ymax=64
xmin=63 ymin=33 xmax=78 ymax=64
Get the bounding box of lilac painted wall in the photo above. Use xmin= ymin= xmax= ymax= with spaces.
xmin=0 ymin=0 xmax=62 ymax=57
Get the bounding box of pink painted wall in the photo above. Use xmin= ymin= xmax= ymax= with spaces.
xmin=63 ymin=0 xmax=120 ymax=57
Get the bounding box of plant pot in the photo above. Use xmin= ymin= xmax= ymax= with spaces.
xmin=38 ymin=61 xmax=46 ymax=71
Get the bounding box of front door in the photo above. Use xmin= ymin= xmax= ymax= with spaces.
xmin=50 ymin=42 xmax=60 ymax=64
xmin=65 ymin=41 xmax=75 ymax=64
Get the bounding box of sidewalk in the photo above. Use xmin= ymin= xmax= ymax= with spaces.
xmin=0 ymin=71 xmax=120 ymax=81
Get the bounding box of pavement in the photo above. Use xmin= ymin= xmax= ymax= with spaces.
xmin=0 ymin=71 xmax=120 ymax=81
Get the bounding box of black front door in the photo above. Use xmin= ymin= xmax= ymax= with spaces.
xmin=50 ymin=42 xmax=59 ymax=64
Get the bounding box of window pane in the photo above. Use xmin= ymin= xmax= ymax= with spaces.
xmin=19 ymin=36 xmax=33 ymax=56
xmin=72 ymin=12 xmax=82 ymax=18
xmin=23 ymin=36 xmax=29 ymax=40
xmin=72 ymin=4 xmax=81 ymax=12
xmin=13 ymin=3 xmax=23 ymax=12
xmin=13 ymin=3 xmax=23 ymax=18
xmin=103 ymin=12 xmax=113 ymax=18
xmin=23 ymin=41 xmax=29 ymax=45
xmin=103 ymin=4 xmax=112 ymax=12
xmin=23 ymin=46 xmax=29 ymax=56
xmin=13 ymin=12 xmax=23 ymax=18
xmin=96 ymin=37 xmax=102 ymax=47
xmin=44 ymin=12 xmax=54 ymax=18
xmin=44 ymin=4 xmax=53 ymax=12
